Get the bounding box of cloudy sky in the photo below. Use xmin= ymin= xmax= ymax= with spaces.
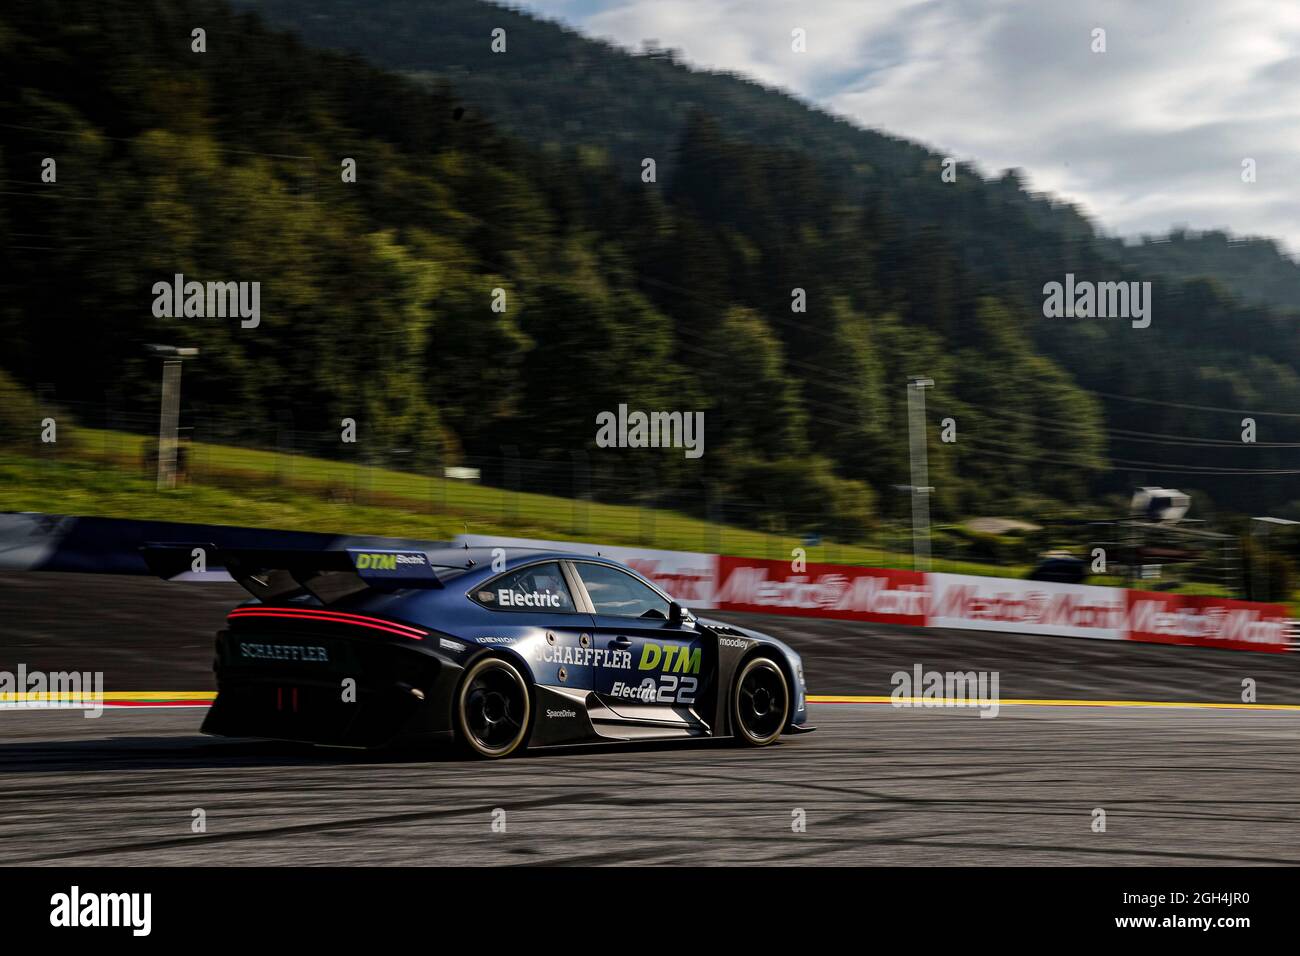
xmin=518 ymin=0 xmax=1300 ymax=255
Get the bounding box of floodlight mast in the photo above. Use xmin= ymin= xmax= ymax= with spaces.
xmin=1250 ymin=516 xmax=1300 ymax=602
xmin=907 ymin=377 xmax=935 ymax=572
xmin=146 ymin=344 xmax=199 ymax=490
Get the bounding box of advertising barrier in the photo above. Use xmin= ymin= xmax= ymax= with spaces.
xmin=1126 ymin=590 xmax=1290 ymax=653
xmin=713 ymin=556 xmax=927 ymax=625
xmin=927 ymin=572 xmax=1126 ymax=641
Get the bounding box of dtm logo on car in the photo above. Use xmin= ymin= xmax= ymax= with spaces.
xmin=638 ymin=642 xmax=701 ymax=674
xmin=499 ymin=589 xmax=563 ymax=608
xmin=353 ymin=552 xmax=426 ymax=570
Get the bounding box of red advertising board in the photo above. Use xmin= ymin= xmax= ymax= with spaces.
xmin=927 ymin=573 xmax=1126 ymax=640
xmin=714 ymin=556 xmax=927 ymax=625
xmin=1125 ymin=590 xmax=1291 ymax=653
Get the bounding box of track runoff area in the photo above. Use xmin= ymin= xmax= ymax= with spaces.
xmin=0 ymin=571 xmax=1294 ymax=935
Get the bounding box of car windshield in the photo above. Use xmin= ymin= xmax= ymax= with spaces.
xmin=575 ymin=562 xmax=671 ymax=619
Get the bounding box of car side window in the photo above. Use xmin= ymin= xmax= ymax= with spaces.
xmin=575 ymin=563 xmax=670 ymax=619
xmin=473 ymin=562 xmax=575 ymax=613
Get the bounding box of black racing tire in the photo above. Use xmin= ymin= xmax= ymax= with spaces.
xmin=455 ymin=656 xmax=532 ymax=759
xmin=731 ymin=655 xmax=790 ymax=747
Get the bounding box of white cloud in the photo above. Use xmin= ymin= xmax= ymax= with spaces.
xmin=518 ymin=0 xmax=1300 ymax=254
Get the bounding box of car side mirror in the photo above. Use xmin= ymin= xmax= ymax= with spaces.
xmin=668 ymin=601 xmax=685 ymax=626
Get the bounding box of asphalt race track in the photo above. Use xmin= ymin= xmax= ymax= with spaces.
xmin=2 ymin=572 xmax=1300 ymax=865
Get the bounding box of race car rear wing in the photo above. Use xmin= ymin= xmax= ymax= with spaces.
xmin=140 ymin=544 xmax=458 ymax=604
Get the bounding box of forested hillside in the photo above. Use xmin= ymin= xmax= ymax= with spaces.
xmin=236 ymin=0 xmax=1300 ymax=313
xmin=3 ymin=0 xmax=1299 ymax=535
xmin=1108 ymin=230 xmax=1300 ymax=313
xmin=227 ymin=0 xmax=1300 ymax=515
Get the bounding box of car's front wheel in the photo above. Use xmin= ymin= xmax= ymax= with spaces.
xmin=731 ymin=656 xmax=789 ymax=746
xmin=456 ymin=656 xmax=532 ymax=758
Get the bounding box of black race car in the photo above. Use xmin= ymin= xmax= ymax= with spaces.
xmin=146 ymin=544 xmax=813 ymax=758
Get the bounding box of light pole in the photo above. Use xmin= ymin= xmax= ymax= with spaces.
xmin=147 ymin=344 xmax=199 ymax=490
xmin=906 ymin=377 xmax=935 ymax=572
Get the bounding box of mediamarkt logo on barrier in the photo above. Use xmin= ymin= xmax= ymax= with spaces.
xmin=928 ymin=573 xmax=1126 ymax=639
xmin=1126 ymin=591 xmax=1290 ymax=652
xmin=714 ymin=556 xmax=927 ymax=625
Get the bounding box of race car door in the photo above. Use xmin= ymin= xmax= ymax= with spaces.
xmin=470 ymin=560 xmax=595 ymax=695
xmin=569 ymin=560 xmax=708 ymax=733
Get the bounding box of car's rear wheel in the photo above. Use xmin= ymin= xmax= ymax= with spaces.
xmin=456 ymin=656 xmax=532 ymax=758
xmin=731 ymin=656 xmax=789 ymax=746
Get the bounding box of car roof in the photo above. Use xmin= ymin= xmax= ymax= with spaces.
xmin=413 ymin=546 xmax=665 ymax=604
xmin=423 ymin=546 xmax=631 ymax=576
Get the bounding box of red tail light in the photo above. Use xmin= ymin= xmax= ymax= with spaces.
xmin=227 ymin=606 xmax=426 ymax=640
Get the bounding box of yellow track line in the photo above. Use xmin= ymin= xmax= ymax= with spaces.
xmin=808 ymin=694 xmax=1300 ymax=712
